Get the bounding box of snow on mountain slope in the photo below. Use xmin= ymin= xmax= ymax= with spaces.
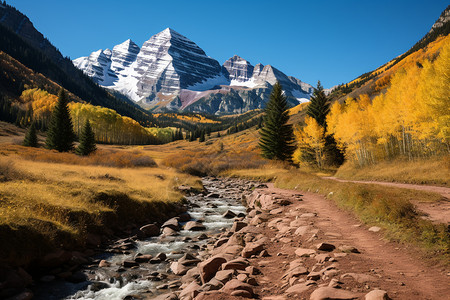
xmin=74 ymin=28 xmax=313 ymax=114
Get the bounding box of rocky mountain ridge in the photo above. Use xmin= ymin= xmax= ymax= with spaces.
xmin=74 ymin=28 xmax=313 ymax=114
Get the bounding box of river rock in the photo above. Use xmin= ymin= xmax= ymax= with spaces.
xmin=222 ymin=258 xmax=249 ymax=271
xmin=231 ymin=221 xmax=247 ymax=232
xmin=134 ymin=254 xmax=153 ymax=263
xmin=179 ymin=281 xmax=201 ymax=300
xmin=223 ymin=210 xmax=237 ymax=218
xmin=214 ymin=269 xmax=234 ymax=283
xmin=184 ymin=221 xmax=206 ymax=231
xmin=198 ymin=255 xmax=227 ymax=284
xmin=123 ymin=260 xmax=139 ymax=268
xmin=310 ymin=287 xmax=360 ymax=300
xmin=181 ymin=267 xmax=200 ymax=284
xmin=98 ymin=259 xmax=110 ymax=267
xmin=365 ymin=290 xmax=391 ymax=300
xmin=178 ymin=253 xmax=201 ymax=266
xmin=221 ymin=279 xmax=254 ymax=295
xmin=170 ymin=262 xmax=191 ymax=276
xmin=202 ymin=278 xmax=224 ymax=291
xmin=162 ymin=227 xmax=178 ymax=236
xmin=178 ymin=212 xmax=192 ymax=222
xmin=162 ymin=218 xmax=180 ymax=231
xmin=139 ymin=224 xmax=160 ymax=237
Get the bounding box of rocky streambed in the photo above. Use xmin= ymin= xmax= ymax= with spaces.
xmin=31 ymin=177 xmax=263 ymax=300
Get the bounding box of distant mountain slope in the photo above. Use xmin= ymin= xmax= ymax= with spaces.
xmin=74 ymin=28 xmax=313 ymax=115
xmin=330 ymin=5 xmax=450 ymax=102
xmin=0 ymin=2 xmax=153 ymax=124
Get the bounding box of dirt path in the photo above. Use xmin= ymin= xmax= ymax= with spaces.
xmin=250 ymin=184 xmax=450 ymax=299
xmin=322 ymin=177 xmax=450 ymax=225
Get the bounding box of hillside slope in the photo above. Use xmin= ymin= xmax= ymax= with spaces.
xmin=0 ymin=3 xmax=152 ymax=124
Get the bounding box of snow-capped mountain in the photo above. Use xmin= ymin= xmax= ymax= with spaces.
xmin=74 ymin=28 xmax=312 ymax=114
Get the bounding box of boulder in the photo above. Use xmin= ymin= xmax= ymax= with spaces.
xmin=285 ymin=283 xmax=310 ymax=295
xmin=184 ymin=221 xmax=206 ymax=231
xmin=198 ymin=256 xmax=227 ymax=284
xmin=214 ymin=269 xmax=234 ymax=283
xmin=134 ymin=254 xmax=153 ymax=263
xmin=123 ymin=260 xmax=139 ymax=268
xmin=221 ymin=279 xmax=254 ymax=295
xmin=241 ymin=242 xmax=264 ymax=258
xmin=162 ymin=218 xmax=180 ymax=231
xmin=201 ymin=278 xmax=224 ymax=291
xmin=139 ymin=224 xmax=160 ymax=237
xmin=222 ymin=210 xmax=237 ymax=219
xmin=317 ymin=242 xmax=336 ymax=252
xmin=162 ymin=227 xmax=178 ymax=236
xmin=178 ymin=212 xmax=192 ymax=222
xmin=222 ymin=258 xmax=249 ymax=271
xmin=178 ymin=253 xmax=201 ymax=266
xmin=170 ymin=262 xmax=191 ymax=276
xmin=310 ymin=287 xmax=360 ymax=300
xmin=295 ymin=248 xmax=316 ymax=257
xmin=231 ymin=221 xmax=247 ymax=232
xmin=98 ymin=260 xmax=110 ymax=268
xmin=179 ymin=281 xmax=201 ymax=300
xmin=365 ymin=290 xmax=391 ymax=300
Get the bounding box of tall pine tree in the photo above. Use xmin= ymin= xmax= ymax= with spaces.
xmin=46 ymin=89 xmax=76 ymax=152
xmin=259 ymin=82 xmax=295 ymax=161
xmin=76 ymin=120 xmax=96 ymax=156
xmin=305 ymin=81 xmax=344 ymax=167
xmin=306 ymin=81 xmax=329 ymax=128
xmin=23 ymin=122 xmax=38 ymax=147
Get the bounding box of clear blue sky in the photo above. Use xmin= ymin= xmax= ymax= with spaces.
xmin=10 ymin=0 xmax=449 ymax=88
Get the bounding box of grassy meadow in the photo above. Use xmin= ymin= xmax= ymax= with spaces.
xmin=0 ymin=122 xmax=202 ymax=265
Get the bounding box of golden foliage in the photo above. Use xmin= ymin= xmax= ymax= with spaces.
xmin=327 ymin=38 xmax=450 ymax=165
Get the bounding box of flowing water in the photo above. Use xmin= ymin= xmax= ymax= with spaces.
xmin=34 ymin=177 xmax=249 ymax=300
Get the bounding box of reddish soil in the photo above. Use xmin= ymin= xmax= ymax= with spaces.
xmin=322 ymin=177 xmax=450 ymax=225
xmin=245 ymin=184 xmax=450 ymax=300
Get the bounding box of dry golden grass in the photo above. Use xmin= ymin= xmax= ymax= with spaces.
xmin=335 ymin=157 xmax=450 ymax=187
xmin=0 ymin=145 xmax=201 ymax=265
xmin=0 ymin=144 xmax=157 ymax=168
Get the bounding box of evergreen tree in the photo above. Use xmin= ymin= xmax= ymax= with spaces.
xmin=259 ymin=82 xmax=295 ymax=161
xmin=45 ymin=89 xmax=76 ymax=152
xmin=76 ymin=120 xmax=96 ymax=156
xmin=23 ymin=122 xmax=38 ymax=147
xmin=306 ymin=81 xmax=330 ymax=128
xmin=305 ymin=81 xmax=344 ymax=167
